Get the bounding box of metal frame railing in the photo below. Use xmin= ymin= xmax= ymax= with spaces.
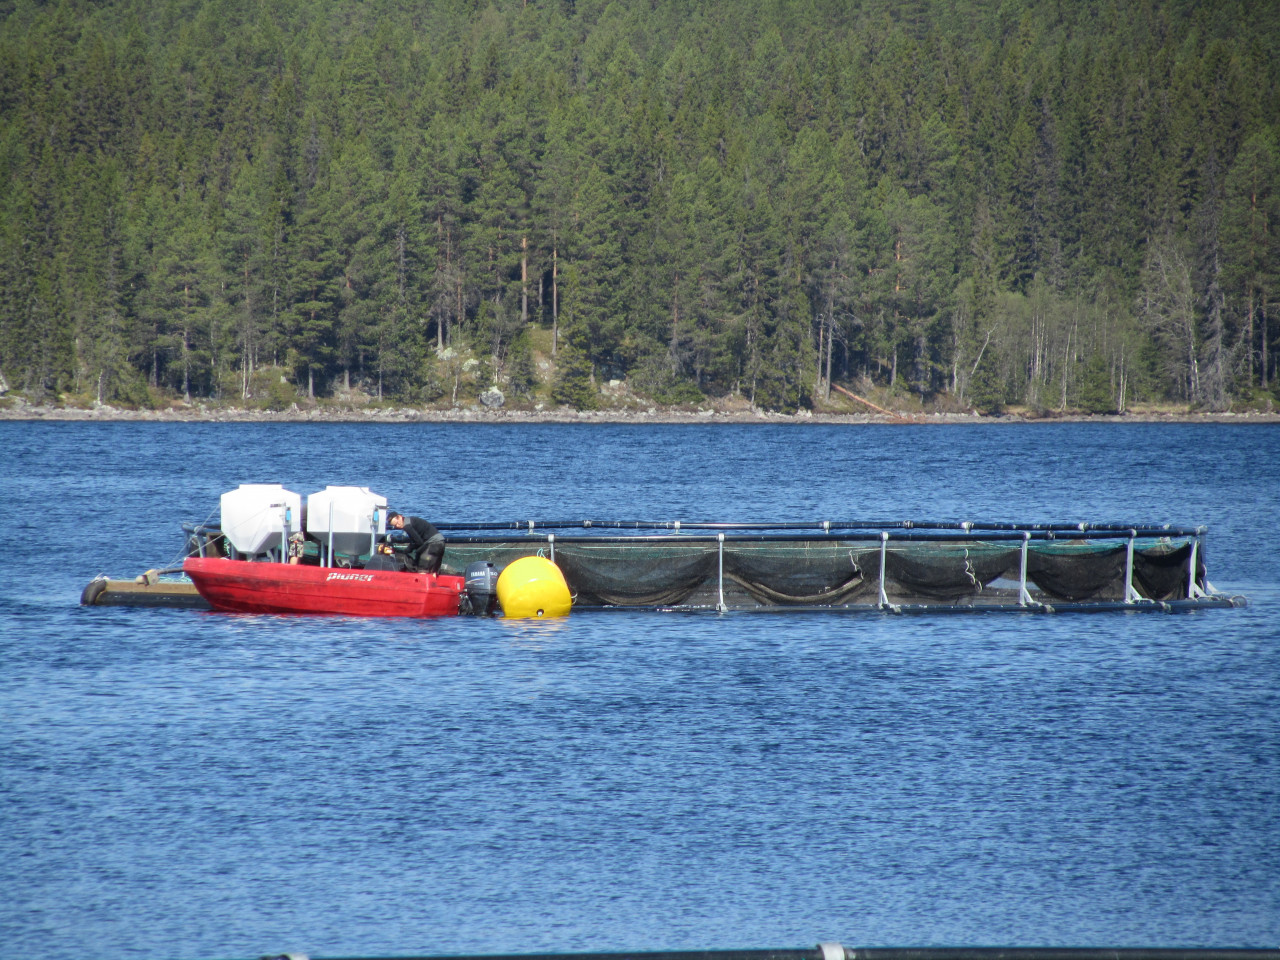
xmin=431 ymin=519 xmax=1207 ymax=536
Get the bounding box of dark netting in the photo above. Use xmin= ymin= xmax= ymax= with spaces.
xmin=882 ymin=542 xmax=1019 ymax=601
xmin=1133 ymin=540 xmax=1196 ymax=601
xmin=436 ymin=530 xmax=1214 ymax=610
xmin=722 ymin=541 xmax=872 ymax=605
xmin=1025 ymin=541 xmax=1128 ymax=601
xmin=554 ymin=541 xmax=719 ymax=606
xmin=441 ymin=543 xmax=545 ymax=574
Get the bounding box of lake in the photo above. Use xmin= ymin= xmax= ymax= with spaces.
xmin=1 ymin=420 xmax=1277 ymax=960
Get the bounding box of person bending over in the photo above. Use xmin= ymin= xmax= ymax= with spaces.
xmin=364 ymin=540 xmax=407 ymax=572
xmin=387 ymin=511 xmax=445 ymax=574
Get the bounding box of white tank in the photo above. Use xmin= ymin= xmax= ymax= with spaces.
xmin=306 ymin=486 xmax=387 ymax=558
xmin=220 ymin=484 xmax=302 ymax=557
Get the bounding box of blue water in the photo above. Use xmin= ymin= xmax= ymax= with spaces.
xmin=1 ymin=421 xmax=1277 ymax=960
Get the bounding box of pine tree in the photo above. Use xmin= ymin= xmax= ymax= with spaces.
xmin=1220 ymin=129 xmax=1280 ymax=392
xmin=1 ymin=0 xmax=1277 ymax=411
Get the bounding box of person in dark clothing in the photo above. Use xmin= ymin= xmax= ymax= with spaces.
xmin=387 ymin=511 xmax=445 ymax=573
xmin=364 ymin=540 xmax=407 ymax=572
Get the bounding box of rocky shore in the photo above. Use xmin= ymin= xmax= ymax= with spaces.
xmin=2 ymin=396 xmax=1277 ymax=425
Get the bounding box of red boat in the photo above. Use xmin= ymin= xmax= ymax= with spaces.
xmin=183 ymin=556 xmax=466 ymax=617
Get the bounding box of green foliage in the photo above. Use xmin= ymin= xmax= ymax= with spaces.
xmin=968 ymin=344 xmax=1008 ymax=416
xmin=0 ymin=0 xmax=1277 ymax=411
xmin=629 ymin=353 xmax=706 ymax=406
xmin=261 ymin=373 xmax=300 ymax=412
xmin=503 ymin=330 xmax=538 ymax=399
xmin=551 ymin=344 xmax=599 ymax=410
xmin=1077 ymin=355 xmax=1117 ymax=415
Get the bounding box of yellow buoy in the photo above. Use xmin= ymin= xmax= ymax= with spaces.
xmin=496 ymin=556 xmax=573 ymax=619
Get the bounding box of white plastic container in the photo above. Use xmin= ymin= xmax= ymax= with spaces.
xmin=306 ymin=486 xmax=387 ymax=559
xmin=220 ymin=484 xmax=302 ymax=557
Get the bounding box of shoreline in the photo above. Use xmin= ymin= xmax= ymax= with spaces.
xmin=2 ymin=400 xmax=1278 ymax=425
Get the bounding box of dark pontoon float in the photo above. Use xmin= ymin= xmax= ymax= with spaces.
xmin=252 ymin=941 xmax=1279 ymax=960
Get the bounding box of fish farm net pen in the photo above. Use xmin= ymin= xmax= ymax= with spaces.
xmin=95 ymin=514 xmax=1238 ymax=615
xmin=431 ymin=522 xmax=1234 ymax=612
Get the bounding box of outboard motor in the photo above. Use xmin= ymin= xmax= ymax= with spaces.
xmin=463 ymin=561 xmax=500 ymax=616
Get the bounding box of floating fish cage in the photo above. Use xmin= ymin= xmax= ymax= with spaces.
xmin=431 ymin=519 xmax=1244 ymax=614
xmin=84 ymin=517 xmax=1246 ymax=614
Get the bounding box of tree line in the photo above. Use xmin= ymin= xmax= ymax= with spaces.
xmin=1 ymin=0 xmax=1278 ymax=413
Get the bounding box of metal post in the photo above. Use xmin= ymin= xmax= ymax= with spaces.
xmin=1188 ymin=537 xmax=1204 ymax=599
xmin=1019 ymin=531 xmax=1033 ymax=606
xmin=1125 ymin=529 xmax=1141 ymax=603
xmin=717 ymin=533 xmax=726 ymax=612
xmin=548 ymin=533 xmax=555 ymax=564
xmin=878 ymin=531 xmax=889 ymax=609
xmin=328 ymin=501 xmax=335 ymax=568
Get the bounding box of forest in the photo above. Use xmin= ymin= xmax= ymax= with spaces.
xmin=1 ymin=0 xmax=1278 ymax=414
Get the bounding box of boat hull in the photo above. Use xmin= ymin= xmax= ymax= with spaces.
xmin=183 ymin=557 xmax=465 ymax=617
